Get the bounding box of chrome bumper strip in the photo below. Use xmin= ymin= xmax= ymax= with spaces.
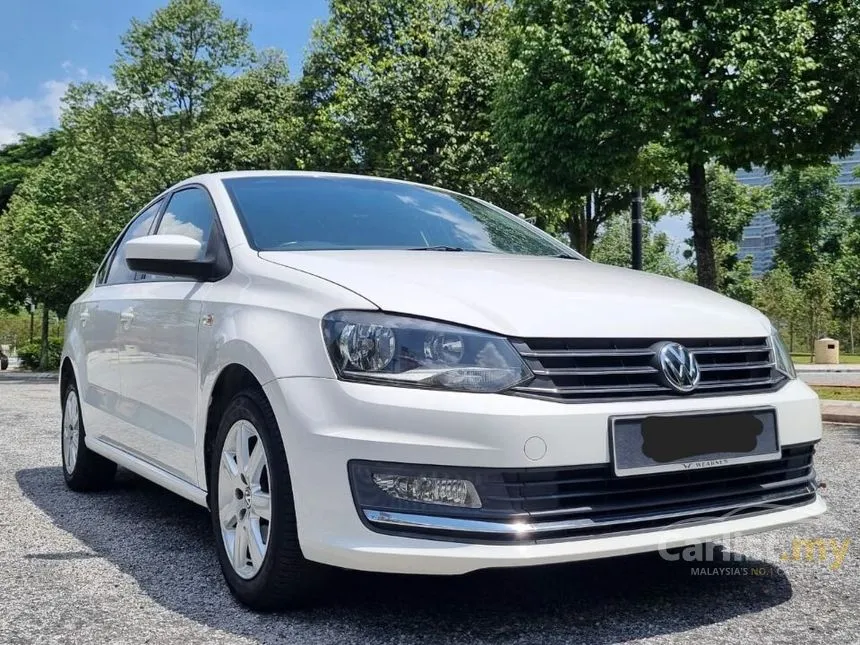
xmin=363 ymin=486 xmax=817 ymax=536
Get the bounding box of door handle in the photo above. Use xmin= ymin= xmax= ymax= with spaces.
xmin=120 ymin=308 xmax=135 ymax=327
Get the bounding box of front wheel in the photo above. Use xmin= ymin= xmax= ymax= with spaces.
xmin=210 ymin=388 xmax=329 ymax=610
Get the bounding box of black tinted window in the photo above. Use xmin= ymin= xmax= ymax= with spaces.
xmin=104 ymin=200 xmax=161 ymax=285
xmin=223 ymin=176 xmax=572 ymax=256
xmin=156 ymin=187 xmax=216 ymax=258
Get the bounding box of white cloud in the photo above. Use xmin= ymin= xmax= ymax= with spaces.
xmin=70 ymin=20 xmax=80 ymax=31
xmin=0 ymin=61 xmax=97 ymax=145
xmin=0 ymin=80 xmax=70 ymax=146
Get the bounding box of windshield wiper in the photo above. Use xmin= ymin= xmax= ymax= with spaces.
xmin=407 ymin=245 xmax=467 ymax=252
xmin=553 ymin=253 xmax=580 ymax=259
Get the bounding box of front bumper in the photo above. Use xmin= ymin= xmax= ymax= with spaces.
xmin=264 ymin=377 xmax=825 ymax=575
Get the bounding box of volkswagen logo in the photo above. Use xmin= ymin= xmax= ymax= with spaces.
xmin=655 ymin=342 xmax=701 ymax=393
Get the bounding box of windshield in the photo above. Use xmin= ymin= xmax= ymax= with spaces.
xmin=222 ymin=176 xmax=578 ymax=257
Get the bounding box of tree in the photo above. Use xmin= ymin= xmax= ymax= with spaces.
xmin=195 ymin=50 xmax=303 ymax=171
xmin=591 ymin=212 xmax=682 ymax=278
xmin=497 ymin=0 xmax=860 ymax=289
xmin=298 ymin=0 xmax=543 ymax=217
xmin=799 ymin=263 xmax=835 ymax=354
xmin=676 ymin=164 xmax=770 ymax=293
xmin=0 ymin=156 xmax=90 ymax=368
xmin=0 ymin=132 xmax=58 ymax=215
xmin=755 ymin=265 xmax=802 ymax=351
xmin=113 ymin=0 xmax=253 ymax=147
xmin=0 ymin=0 xmax=263 ymax=367
xmin=720 ymin=257 xmax=760 ymax=306
xmin=834 ymin=217 xmax=860 ymax=353
xmin=771 ymin=164 xmax=849 ymax=282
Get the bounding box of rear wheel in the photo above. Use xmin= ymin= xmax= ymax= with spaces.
xmin=210 ymin=388 xmax=328 ymax=610
xmin=62 ymin=381 xmax=116 ymax=491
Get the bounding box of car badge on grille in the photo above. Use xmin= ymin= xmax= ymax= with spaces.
xmin=655 ymin=342 xmax=701 ymax=393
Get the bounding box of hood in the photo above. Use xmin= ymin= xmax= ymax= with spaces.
xmin=259 ymin=250 xmax=771 ymax=339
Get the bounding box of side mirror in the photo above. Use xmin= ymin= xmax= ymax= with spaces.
xmin=125 ymin=235 xmax=213 ymax=280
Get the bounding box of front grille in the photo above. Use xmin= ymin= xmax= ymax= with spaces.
xmin=510 ymin=336 xmax=784 ymax=402
xmin=359 ymin=444 xmax=818 ymax=543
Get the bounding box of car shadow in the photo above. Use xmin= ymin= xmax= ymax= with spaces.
xmin=17 ymin=466 xmax=794 ymax=644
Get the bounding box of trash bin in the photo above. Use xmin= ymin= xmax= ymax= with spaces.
xmin=813 ymin=337 xmax=839 ymax=364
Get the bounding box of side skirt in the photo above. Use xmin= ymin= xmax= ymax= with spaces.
xmin=86 ymin=435 xmax=209 ymax=508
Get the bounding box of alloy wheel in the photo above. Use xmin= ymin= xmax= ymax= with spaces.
xmin=62 ymin=390 xmax=80 ymax=472
xmin=218 ymin=419 xmax=272 ymax=579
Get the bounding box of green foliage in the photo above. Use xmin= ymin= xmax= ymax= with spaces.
xmin=0 ymin=0 xmax=264 ymax=320
xmin=0 ymin=132 xmax=58 ymax=215
xmin=113 ymin=0 xmax=253 ymax=138
xmin=707 ymin=165 xmax=770 ymax=246
xmin=299 ymin=0 xmax=536 ymax=214
xmin=16 ymin=337 xmax=62 ymax=371
xmin=771 ymin=165 xmax=849 ymax=281
xmin=799 ymin=264 xmax=836 ymax=349
xmin=591 ymin=213 xmax=683 ymax=279
xmin=676 ymin=164 xmax=770 ymax=293
xmin=497 ymin=0 xmax=860 ymax=289
xmin=833 ymin=217 xmax=860 ymax=351
xmin=720 ymin=256 xmax=759 ymax=306
xmin=0 ymin=309 xmax=33 ymax=349
xmin=195 ymin=50 xmax=303 ymax=171
xmin=755 ymin=265 xmax=803 ymax=351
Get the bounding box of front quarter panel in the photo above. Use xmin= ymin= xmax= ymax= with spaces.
xmin=195 ymin=247 xmax=377 ymax=489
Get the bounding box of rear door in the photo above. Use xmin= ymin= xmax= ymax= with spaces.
xmin=78 ymin=200 xmax=162 ymax=446
xmin=117 ymin=186 xmax=218 ymax=484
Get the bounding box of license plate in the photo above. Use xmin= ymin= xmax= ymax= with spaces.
xmin=610 ymin=408 xmax=780 ymax=477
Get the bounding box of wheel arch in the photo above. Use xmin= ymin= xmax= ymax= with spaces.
xmin=60 ymin=356 xmax=77 ymax=402
xmin=198 ymin=336 xmax=285 ymax=495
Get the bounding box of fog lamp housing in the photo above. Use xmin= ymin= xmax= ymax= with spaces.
xmin=372 ymin=473 xmax=482 ymax=508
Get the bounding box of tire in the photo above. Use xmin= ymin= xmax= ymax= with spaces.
xmin=209 ymin=387 xmax=329 ymax=610
xmin=62 ymin=379 xmax=117 ymax=491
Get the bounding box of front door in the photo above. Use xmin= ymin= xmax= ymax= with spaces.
xmin=118 ymin=186 xmax=218 ymax=485
xmin=79 ymin=199 xmax=163 ymax=447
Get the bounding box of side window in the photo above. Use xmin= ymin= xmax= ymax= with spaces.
xmin=102 ymin=200 xmax=162 ymax=285
xmin=155 ymin=187 xmax=216 ymax=258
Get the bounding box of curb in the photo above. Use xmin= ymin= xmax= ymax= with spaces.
xmin=0 ymin=372 xmax=58 ymax=382
xmin=822 ymin=413 xmax=860 ymax=424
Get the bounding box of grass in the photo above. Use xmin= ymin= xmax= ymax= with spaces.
xmin=791 ymin=353 xmax=860 ymax=365
xmin=811 ymin=386 xmax=860 ymax=401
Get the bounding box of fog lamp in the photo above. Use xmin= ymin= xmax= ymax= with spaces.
xmin=372 ymin=473 xmax=482 ymax=508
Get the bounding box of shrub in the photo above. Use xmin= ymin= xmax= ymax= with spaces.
xmin=17 ymin=338 xmax=63 ymax=371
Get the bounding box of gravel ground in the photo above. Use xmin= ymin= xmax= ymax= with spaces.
xmin=0 ymin=382 xmax=858 ymax=645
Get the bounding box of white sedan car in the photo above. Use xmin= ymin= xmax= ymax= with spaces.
xmin=60 ymin=171 xmax=825 ymax=610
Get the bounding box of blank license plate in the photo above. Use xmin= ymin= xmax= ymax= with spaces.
xmin=610 ymin=408 xmax=780 ymax=477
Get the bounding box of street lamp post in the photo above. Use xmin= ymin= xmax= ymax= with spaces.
xmin=25 ymin=298 xmax=35 ymax=343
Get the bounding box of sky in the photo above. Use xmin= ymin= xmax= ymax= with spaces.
xmin=0 ymin=0 xmax=328 ymax=145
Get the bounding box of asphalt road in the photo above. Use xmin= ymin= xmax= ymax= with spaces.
xmin=1 ymin=382 xmax=858 ymax=645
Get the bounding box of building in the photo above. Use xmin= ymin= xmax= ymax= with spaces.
xmin=737 ymin=147 xmax=860 ymax=275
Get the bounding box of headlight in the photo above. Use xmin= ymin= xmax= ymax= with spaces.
xmin=770 ymin=325 xmax=796 ymax=379
xmin=322 ymin=311 xmax=533 ymax=393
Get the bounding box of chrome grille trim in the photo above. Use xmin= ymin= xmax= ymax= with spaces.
xmin=510 ymin=337 xmax=784 ymax=402
xmin=365 ymin=487 xmax=816 ymax=536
